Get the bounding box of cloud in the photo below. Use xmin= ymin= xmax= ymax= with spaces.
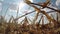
xmin=0 ymin=0 xmax=4 ymax=2
xmin=55 ymin=0 xmax=60 ymax=9
xmin=8 ymin=3 xmax=19 ymax=13
xmin=9 ymin=4 xmax=18 ymax=10
xmin=8 ymin=9 xmax=17 ymax=12
xmin=29 ymin=0 xmax=33 ymax=2
xmin=19 ymin=1 xmax=26 ymax=11
xmin=9 ymin=1 xmax=26 ymax=14
xmin=0 ymin=2 xmax=2 ymax=12
xmin=56 ymin=0 xmax=60 ymax=6
xmin=0 ymin=3 xmax=2 ymax=5
xmin=22 ymin=10 xmax=33 ymax=14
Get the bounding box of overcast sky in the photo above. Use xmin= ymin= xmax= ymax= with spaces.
xmin=0 ymin=0 xmax=60 ymax=24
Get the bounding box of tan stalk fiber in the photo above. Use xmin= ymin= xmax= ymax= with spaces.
xmin=25 ymin=0 xmax=59 ymax=26
xmin=41 ymin=0 xmax=50 ymax=8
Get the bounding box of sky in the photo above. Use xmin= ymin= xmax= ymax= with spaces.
xmin=0 ymin=0 xmax=60 ymax=24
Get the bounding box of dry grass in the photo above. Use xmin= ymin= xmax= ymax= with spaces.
xmin=0 ymin=16 xmax=60 ymax=34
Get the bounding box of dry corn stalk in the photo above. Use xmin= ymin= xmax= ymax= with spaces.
xmin=40 ymin=0 xmax=50 ymax=8
xmin=26 ymin=1 xmax=59 ymax=27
